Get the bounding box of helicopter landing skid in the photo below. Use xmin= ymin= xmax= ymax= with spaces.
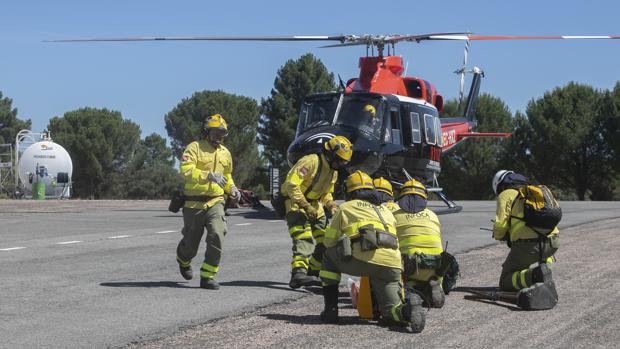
xmin=429 ymin=189 xmax=463 ymax=215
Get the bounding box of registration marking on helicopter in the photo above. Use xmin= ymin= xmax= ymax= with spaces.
xmin=0 ymin=247 xmax=26 ymax=251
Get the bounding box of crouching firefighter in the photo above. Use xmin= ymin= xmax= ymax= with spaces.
xmin=319 ymin=171 xmax=425 ymax=333
xmin=281 ymin=135 xmax=352 ymax=289
xmin=393 ymin=179 xmax=458 ymax=316
xmin=492 ymin=170 xmax=560 ymax=309
xmin=176 ymin=114 xmax=240 ymax=290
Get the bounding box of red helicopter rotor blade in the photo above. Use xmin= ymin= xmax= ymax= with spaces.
xmin=45 ymin=35 xmax=348 ymax=43
xmin=424 ymin=34 xmax=620 ymax=41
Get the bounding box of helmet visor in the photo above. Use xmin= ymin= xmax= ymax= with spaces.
xmin=208 ymin=128 xmax=228 ymax=143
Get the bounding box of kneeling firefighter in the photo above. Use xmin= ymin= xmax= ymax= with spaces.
xmin=319 ymin=171 xmax=425 ymax=333
xmin=281 ymin=135 xmax=352 ymax=289
xmin=394 ymin=179 xmax=448 ymax=312
xmin=492 ymin=170 xmax=560 ymax=308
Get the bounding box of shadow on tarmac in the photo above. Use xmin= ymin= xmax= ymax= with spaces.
xmin=261 ymin=313 xmax=371 ymax=326
xmin=218 ymin=280 xmax=305 ymax=292
xmin=99 ymin=281 xmax=192 ymax=288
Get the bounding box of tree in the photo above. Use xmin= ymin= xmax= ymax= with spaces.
xmin=509 ymin=82 xmax=619 ymax=200
xmin=0 ymin=91 xmax=31 ymax=145
xmin=258 ymin=53 xmax=336 ymax=170
xmin=439 ymin=94 xmax=515 ymax=199
xmin=165 ymin=90 xmax=261 ymax=189
xmin=121 ymin=133 xmax=181 ymax=199
xmin=48 ymin=108 xmax=141 ymax=198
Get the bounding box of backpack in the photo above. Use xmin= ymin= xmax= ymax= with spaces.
xmin=512 ymin=184 xmax=562 ymax=233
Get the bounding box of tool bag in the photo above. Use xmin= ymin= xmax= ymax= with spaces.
xmin=512 ymin=184 xmax=562 ymax=232
xmin=516 ymin=281 xmax=558 ymax=310
xmin=168 ymin=188 xmax=185 ymax=213
xmin=437 ymin=251 xmax=460 ymax=294
xmin=356 ymin=224 xmax=399 ymax=251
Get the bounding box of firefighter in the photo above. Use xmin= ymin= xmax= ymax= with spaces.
xmin=281 ymin=135 xmax=352 ymax=289
xmin=176 ymin=114 xmax=240 ymax=290
xmin=492 ymin=170 xmax=559 ymax=292
xmin=319 ymin=171 xmax=425 ymax=333
xmin=394 ymin=179 xmax=445 ymax=311
xmin=373 ymin=177 xmax=400 ymax=212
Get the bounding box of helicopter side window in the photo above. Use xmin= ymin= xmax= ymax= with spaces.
xmin=424 ymin=114 xmax=436 ymax=145
xmin=389 ymin=108 xmax=401 ymax=145
xmin=410 ymin=112 xmax=421 ymax=143
xmin=400 ymin=106 xmax=412 ymax=145
xmin=434 ymin=117 xmax=443 ymax=147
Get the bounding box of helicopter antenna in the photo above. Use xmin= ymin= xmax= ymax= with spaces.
xmin=337 ymin=74 xmax=346 ymax=91
xmin=455 ymin=39 xmax=471 ymax=110
xmin=404 ymin=60 xmax=409 ymax=76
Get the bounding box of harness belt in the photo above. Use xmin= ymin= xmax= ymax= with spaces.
xmin=512 ymin=237 xmax=549 ymax=244
xmin=351 ymin=230 xmax=399 ymax=250
xmin=184 ymin=195 xmax=224 ymax=202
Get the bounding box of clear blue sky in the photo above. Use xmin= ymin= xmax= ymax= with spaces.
xmin=1 ymin=0 xmax=619 ymax=140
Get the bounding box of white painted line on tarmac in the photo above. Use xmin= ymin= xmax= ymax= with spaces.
xmin=268 ymin=220 xmax=283 ymax=222
xmin=235 ymin=223 xmax=252 ymax=226
xmin=0 ymin=247 xmax=26 ymax=251
xmin=108 ymin=235 xmax=131 ymax=239
xmin=57 ymin=241 xmax=82 ymax=245
xmin=155 ymin=230 xmax=177 ymax=234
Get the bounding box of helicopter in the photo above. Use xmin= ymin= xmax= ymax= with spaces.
xmin=50 ymin=33 xmax=619 ymax=213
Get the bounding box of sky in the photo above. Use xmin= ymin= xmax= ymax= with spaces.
xmin=1 ymin=0 xmax=619 ymax=140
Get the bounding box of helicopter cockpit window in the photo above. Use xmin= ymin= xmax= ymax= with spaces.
xmin=297 ymin=96 xmax=340 ymax=134
xmin=335 ymin=96 xmax=383 ymax=138
xmin=434 ymin=117 xmax=443 ymax=147
xmin=424 ymin=114 xmax=436 ymax=145
xmin=410 ymin=112 xmax=421 ymax=143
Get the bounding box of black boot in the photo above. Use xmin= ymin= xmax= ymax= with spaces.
xmin=179 ymin=264 xmax=193 ymax=280
xmin=532 ymin=263 xmax=553 ymax=284
xmin=320 ymin=284 xmax=339 ymax=323
xmin=429 ymin=278 xmax=445 ymax=308
xmin=200 ymin=278 xmax=220 ymax=290
xmin=402 ymin=288 xmax=426 ymax=333
xmin=289 ymin=268 xmax=321 ymax=289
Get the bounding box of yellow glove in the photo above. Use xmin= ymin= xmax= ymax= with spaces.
xmin=324 ymin=200 xmax=338 ymax=216
xmin=299 ymin=201 xmax=318 ymax=220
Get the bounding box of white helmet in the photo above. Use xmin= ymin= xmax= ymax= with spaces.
xmin=492 ymin=170 xmax=514 ymax=194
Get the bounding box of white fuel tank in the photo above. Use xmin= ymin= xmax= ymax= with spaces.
xmin=17 ymin=140 xmax=73 ymax=198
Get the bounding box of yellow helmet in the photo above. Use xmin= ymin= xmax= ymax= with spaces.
xmin=345 ymin=170 xmax=374 ymax=193
xmin=363 ymin=104 xmax=376 ymax=117
xmin=373 ymin=177 xmax=393 ymax=197
xmin=324 ymin=135 xmax=353 ymax=161
xmin=203 ymin=113 xmax=228 ymax=132
xmin=399 ymin=178 xmax=427 ymax=199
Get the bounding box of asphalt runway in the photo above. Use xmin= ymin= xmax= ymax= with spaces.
xmin=1 ymin=200 xmax=619 ymax=348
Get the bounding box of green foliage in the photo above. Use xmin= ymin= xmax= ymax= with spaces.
xmin=509 ymin=82 xmax=619 ymax=200
xmin=165 ymin=90 xmax=261 ymax=189
xmin=48 ymin=108 xmax=141 ymax=199
xmin=439 ymin=94 xmax=515 ymax=199
xmin=258 ymin=53 xmax=336 ymax=170
xmin=120 ymin=133 xmax=182 ymax=199
xmin=0 ymin=91 xmax=31 ymax=145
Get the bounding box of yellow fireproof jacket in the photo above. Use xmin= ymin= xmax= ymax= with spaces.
xmin=281 ymin=154 xmax=337 ymax=219
xmin=382 ymin=201 xmax=401 ymax=213
xmin=325 ymin=199 xmax=402 ymax=270
xmin=394 ymin=208 xmax=443 ymax=256
xmin=493 ymin=188 xmax=559 ymax=242
xmin=180 ymin=140 xmax=235 ymax=209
